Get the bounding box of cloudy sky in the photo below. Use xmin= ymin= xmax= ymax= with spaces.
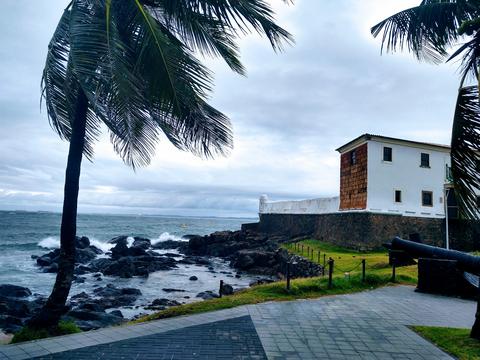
xmin=0 ymin=0 xmax=461 ymax=218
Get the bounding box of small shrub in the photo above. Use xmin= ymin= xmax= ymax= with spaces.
xmin=11 ymin=320 xmax=81 ymax=344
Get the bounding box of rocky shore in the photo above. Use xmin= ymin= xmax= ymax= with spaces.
xmin=0 ymin=228 xmax=322 ymax=334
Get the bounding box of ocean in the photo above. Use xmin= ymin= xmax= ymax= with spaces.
xmin=0 ymin=211 xmax=259 ymax=318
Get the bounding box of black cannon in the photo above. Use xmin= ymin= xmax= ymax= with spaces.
xmin=391 ymin=237 xmax=480 ymax=275
xmin=390 ymin=237 xmax=480 ymax=340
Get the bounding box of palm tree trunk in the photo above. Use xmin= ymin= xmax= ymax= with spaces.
xmin=471 ymin=283 xmax=480 ymax=340
xmin=28 ymin=90 xmax=88 ymax=329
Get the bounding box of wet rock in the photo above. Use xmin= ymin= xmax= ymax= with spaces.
xmin=132 ymin=237 xmax=151 ymax=250
xmin=110 ymin=310 xmax=123 ymax=318
xmin=151 ymin=240 xmax=188 ymax=251
xmin=145 ymin=298 xmax=181 ymax=310
xmin=74 ymin=265 xmax=93 ymax=275
xmin=111 ymin=238 xmax=129 ymax=259
xmin=75 ymin=248 xmax=98 ymax=264
xmin=189 ymin=276 xmax=198 ymax=281
xmin=93 ymin=284 xmax=142 ymax=298
xmin=162 ymin=288 xmax=186 ymax=293
xmin=221 ymin=283 xmax=234 ymax=296
xmin=75 ymin=236 xmax=90 ymax=249
xmin=0 ymin=315 xmax=24 ymax=334
xmin=64 ymin=310 xmax=124 ymax=331
xmin=0 ymin=285 xmax=32 ymax=298
xmin=73 ymin=276 xmax=86 ymax=284
xmin=43 ymin=263 xmax=59 ymax=273
xmin=195 ymin=291 xmax=219 ymax=300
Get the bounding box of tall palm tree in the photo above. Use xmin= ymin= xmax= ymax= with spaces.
xmin=29 ymin=0 xmax=292 ymax=328
xmin=371 ymin=0 xmax=480 ymax=339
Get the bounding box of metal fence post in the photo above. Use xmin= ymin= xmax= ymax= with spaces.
xmin=219 ymin=280 xmax=224 ymax=298
xmin=362 ymin=259 xmax=366 ymax=282
xmin=391 ymin=256 xmax=396 ymax=282
xmin=323 ymin=254 xmax=326 ymax=267
xmin=317 ymin=250 xmax=320 ymax=264
xmin=328 ymin=258 xmax=334 ymax=289
xmin=286 ymin=262 xmax=291 ymax=291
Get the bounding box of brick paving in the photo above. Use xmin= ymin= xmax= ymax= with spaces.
xmin=30 ymin=316 xmax=266 ymax=360
xmin=0 ymin=286 xmax=476 ymax=359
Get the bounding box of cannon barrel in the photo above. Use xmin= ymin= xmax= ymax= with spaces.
xmin=391 ymin=237 xmax=480 ymax=274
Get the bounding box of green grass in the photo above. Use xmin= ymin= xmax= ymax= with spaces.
xmin=11 ymin=320 xmax=81 ymax=344
xmin=283 ymin=239 xmax=418 ymax=283
xmin=413 ymin=326 xmax=480 ymax=359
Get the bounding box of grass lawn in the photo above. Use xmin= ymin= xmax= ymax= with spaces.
xmin=283 ymin=239 xmax=418 ymax=282
xmin=412 ymin=326 xmax=480 ymax=359
xmin=135 ymin=239 xmax=417 ymax=324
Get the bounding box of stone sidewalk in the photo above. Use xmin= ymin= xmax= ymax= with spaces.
xmin=0 ymin=286 xmax=476 ymax=359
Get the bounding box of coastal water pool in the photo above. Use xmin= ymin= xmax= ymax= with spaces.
xmin=0 ymin=211 xmax=261 ymax=318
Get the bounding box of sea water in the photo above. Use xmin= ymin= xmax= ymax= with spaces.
xmin=0 ymin=211 xmax=259 ymax=317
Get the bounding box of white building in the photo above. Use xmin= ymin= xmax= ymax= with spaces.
xmin=260 ymin=134 xmax=454 ymax=219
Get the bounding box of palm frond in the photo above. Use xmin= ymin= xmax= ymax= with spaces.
xmin=447 ymin=31 xmax=480 ymax=85
xmin=143 ymin=0 xmax=293 ymax=51
xmin=451 ymin=85 xmax=480 ymax=219
xmin=371 ymin=1 xmax=475 ymax=63
xmin=42 ymin=7 xmax=100 ymax=160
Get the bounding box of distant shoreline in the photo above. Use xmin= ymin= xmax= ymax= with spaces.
xmin=0 ymin=210 xmax=258 ymax=221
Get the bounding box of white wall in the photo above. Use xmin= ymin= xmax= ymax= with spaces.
xmin=366 ymin=141 xmax=450 ymax=218
xmin=259 ymin=195 xmax=340 ymax=214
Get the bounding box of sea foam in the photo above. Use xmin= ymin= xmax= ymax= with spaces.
xmin=38 ymin=236 xmax=114 ymax=252
xmin=151 ymin=232 xmax=186 ymax=245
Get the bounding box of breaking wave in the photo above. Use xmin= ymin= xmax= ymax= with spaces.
xmin=151 ymin=232 xmax=186 ymax=245
xmin=38 ymin=236 xmax=114 ymax=253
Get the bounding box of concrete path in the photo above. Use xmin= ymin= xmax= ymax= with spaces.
xmin=0 ymin=286 xmax=476 ymax=359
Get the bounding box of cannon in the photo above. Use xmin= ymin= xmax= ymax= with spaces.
xmin=391 ymin=237 xmax=480 ymax=275
xmin=390 ymin=237 xmax=480 ymax=340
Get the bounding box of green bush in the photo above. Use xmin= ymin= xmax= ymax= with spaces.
xmin=11 ymin=320 xmax=81 ymax=344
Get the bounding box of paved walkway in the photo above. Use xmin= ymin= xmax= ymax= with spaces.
xmin=0 ymin=286 xmax=476 ymax=360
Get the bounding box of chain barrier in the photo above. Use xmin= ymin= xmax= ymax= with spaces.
xmin=333 ymin=261 xmax=363 ymax=273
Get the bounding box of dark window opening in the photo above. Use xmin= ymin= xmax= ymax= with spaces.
xmin=420 ymin=153 xmax=430 ymax=168
xmin=395 ymin=190 xmax=402 ymax=203
xmin=350 ymin=150 xmax=357 ymax=165
xmin=422 ymin=191 xmax=433 ymax=207
xmin=383 ymin=147 xmax=392 ymax=162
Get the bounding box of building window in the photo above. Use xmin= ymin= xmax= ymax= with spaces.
xmin=395 ymin=190 xmax=402 ymax=203
xmin=420 ymin=153 xmax=430 ymax=168
xmin=422 ymin=191 xmax=433 ymax=207
xmin=350 ymin=149 xmax=357 ymax=165
xmin=383 ymin=147 xmax=392 ymax=162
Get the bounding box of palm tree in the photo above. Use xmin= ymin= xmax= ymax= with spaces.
xmin=371 ymin=0 xmax=480 ymax=339
xmin=29 ymin=0 xmax=292 ymax=328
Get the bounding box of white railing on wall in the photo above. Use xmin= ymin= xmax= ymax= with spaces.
xmin=259 ymin=195 xmax=340 ymax=215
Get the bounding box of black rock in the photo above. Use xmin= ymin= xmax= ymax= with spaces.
xmin=111 ymin=238 xmax=129 ymax=260
xmin=0 ymin=285 xmax=32 ymax=298
xmin=151 ymin=240 xmax=187 ymax=251
xmin=75 ymin=236 xmax=90 ymax=249
xmin=149 ymin=298 xmax=180 ymax=307
xmin=88 ymin=245 xmax=103 ymax=255
xmin=110 ymin=310 xmax=123 ymax=318
xmin=75 ymin=248 xmax=98 ymax=264
xmin=162 ymin=288 xmax=186 ymax=293
xmin=0 ymin=315 xmax=24 ymax=334
xmin=195 ymin=291 xmax=219 ymax=300
xmin=132 ymin=237 xmax=151 ymax=250
xmin=221 ymin=283 xmax=234 ymax=296
xmin=43 ymin=263 xmax=59 ymax=273
xmin=189 ymin=276 xmax=198 ymax=281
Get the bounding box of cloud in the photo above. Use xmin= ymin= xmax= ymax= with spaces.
xmin=0 ymin=0 xmax=461 ymax=217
